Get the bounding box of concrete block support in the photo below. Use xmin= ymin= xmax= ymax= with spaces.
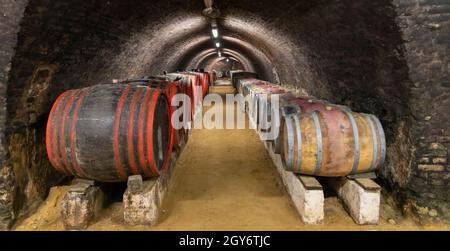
xmin=123 ymin=176 xmax=159 ymax=225
xmin=327 ymin=177 xmax=381 ymax=225
xmin=61 ymin=179 xmax=104 ymax=230
xmin=264 ymin=142 xmax=324 ymax=225
xmin=123 ymin=147 xmax=180 ymax=226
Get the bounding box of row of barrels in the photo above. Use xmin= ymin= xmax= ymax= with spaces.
xmin=46 ymin=71 xmax=211 ymax=182
xmin=233 ymin=73 xmax=386 ymax=177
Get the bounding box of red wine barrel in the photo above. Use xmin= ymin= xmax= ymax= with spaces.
xmin=46 ymin=84 xmax=172 ymax=182
xmin=190 ymin=72 xmax=210 ymax=97
xmin=272 ymin=95 xmax=334 ymax=154
xmin=279 ymin=105 xmax=386 ymax=176
xmin=166 ymin=73 xmax=199 ymax=119
xmin=210 ymin=71 xmax=217 ymax=83
xmin=199 ymin=72 xmax=210 ymax=97
xmin=147 ymin=77 xmax=189 ymax=150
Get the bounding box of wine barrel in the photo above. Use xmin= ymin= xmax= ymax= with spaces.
xmin=271 ymin=95 xmax=334 ymax=154
xmin=166 ymin=73 xmax=199 ymax=119
xmin=241 ymin=79 xmax=285 ymax=129
xmin=279 ymin=105 xmax=386 ymax=176
xmin=239 ymin=79 xmax=268 ymax=124
xmin=210 ymin=71 xmax=218 ymax=84
xmin=147 ymin=77 xmax=190 ymax=150
xmin=190 ymin=71 xmax=211 ymax=97
xmin=255 ymin=88 xmax=288 ymax=134
xmin=182 ymin=72 xmax=203 ymax=117
xmin=230 ymin=71 xmax=258 ymax=89
xmin=46 ymin=84 xmax=172 ymax=182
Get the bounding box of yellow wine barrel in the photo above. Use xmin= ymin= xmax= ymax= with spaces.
xmin=280 ymin=105 xmax=386 ymax=176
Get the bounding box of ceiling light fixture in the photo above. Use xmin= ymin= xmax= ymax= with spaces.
xmin=212 ymin=28 xmax=219 ymax=38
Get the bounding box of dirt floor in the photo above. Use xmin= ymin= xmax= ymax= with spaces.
xmin=14 ymin=80 xmax=449 ymax=231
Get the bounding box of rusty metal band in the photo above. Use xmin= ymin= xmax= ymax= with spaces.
xmin=293 ymin=115 xmax=302 ymax=173
xmin=312 ymin=111 xmax=323 ymax=176
xmin=344 ymin=110 xmax=360 ymax=175
xmin=363 ymin=114 xmax=378 ymax=172
xmin=371 ymin=114 xmax=386 ymax=167
xmin=285 ymin=116 xmax=295 ymax=171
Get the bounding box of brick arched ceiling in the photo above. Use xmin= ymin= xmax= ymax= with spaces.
xmin=2 ymin=0 xmax=449 ymax=226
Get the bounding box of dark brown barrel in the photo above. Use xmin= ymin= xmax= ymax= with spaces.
xmin=210 ymin=71 xmax=217 ymax=83
xmin=46 ymin=84 xmax=172 ymax=182
xmin=148 ymin=78 xmax=190 ymax=150
xmin=279 ymin=105 xmax=386 ymax=176
xmin=166 ymin=72 xmax=199 ymax=119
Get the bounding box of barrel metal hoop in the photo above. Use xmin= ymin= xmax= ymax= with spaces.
xmin=49 ymin=91 xmax=70 ymax=174
xmin=69 ymin=90 xmax=88 ymax=179
xmin=60 ymin=89 xmax=81 ymax=177
xmin=285 ymin=116 xmax=295 ymax=171
xmin=258 ymin=96 xmax=267 ymax=132
xmin=113 ymin=85 xmax=133 ymax=179
xmin=371 ymin=114 xmax=386 ymax=167
xmin=312 ymin=111 xmax=323 ymax=176
xmin=345 ymin=110 xmax=360 ymax=175
xmin=252 ymin=94 xmax=258 ymax=126
xmin=293 ymin=115 xmax=302 ymax=173
xmin=127 ymin=88 xmax=145 ymax=176
xmin=363 ymin=114 xmax=378 ymax=172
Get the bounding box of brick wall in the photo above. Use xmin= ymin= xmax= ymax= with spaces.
xmin=393 ymin=0 xmax=450 ymax=222
xmin=0 ymin=0 xmax=29 ymax=230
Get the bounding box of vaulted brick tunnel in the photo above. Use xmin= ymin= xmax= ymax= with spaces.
xmin=0 ymin=0 xmax=449 ymax=229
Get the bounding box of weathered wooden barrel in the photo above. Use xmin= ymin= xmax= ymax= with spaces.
xmin=271 ymin=95 xmax=334 ymax=153
xmin=279 ymin=105 xmax=386 ymax=176
xmin=46 ymin=84 xmax=172 ymax=182
xmin=121 ymin=75 xmax=194 ymax=149
xmin=202 ymin=72 xmax=211 ymax=96
xmin=166 ymin=73 xmax=199 ymax=119
xmin=240 ymin=78 xmax=267 ymax=97
xmin=190 ymin=72 xmax=210 ymax=97
xmin=147 ymin=77 xmax=190 ymax=150
xmin=182 ymin=72 xmax=203 ymax=116
xmin=230 ymin=71 xmax=258 ymax=89
xmin=241 ymin=79 xmax=286 ymax=129
xmin=239 ymin=79 xmax=270 ymax=124
xmin=254 ymin=88 xmax=288 ymax=133
xmin=210 ymin=71 xmax=217 ymax=83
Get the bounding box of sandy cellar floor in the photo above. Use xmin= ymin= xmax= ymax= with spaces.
xmin=14 ymin=80 xmax=449 ymax=231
